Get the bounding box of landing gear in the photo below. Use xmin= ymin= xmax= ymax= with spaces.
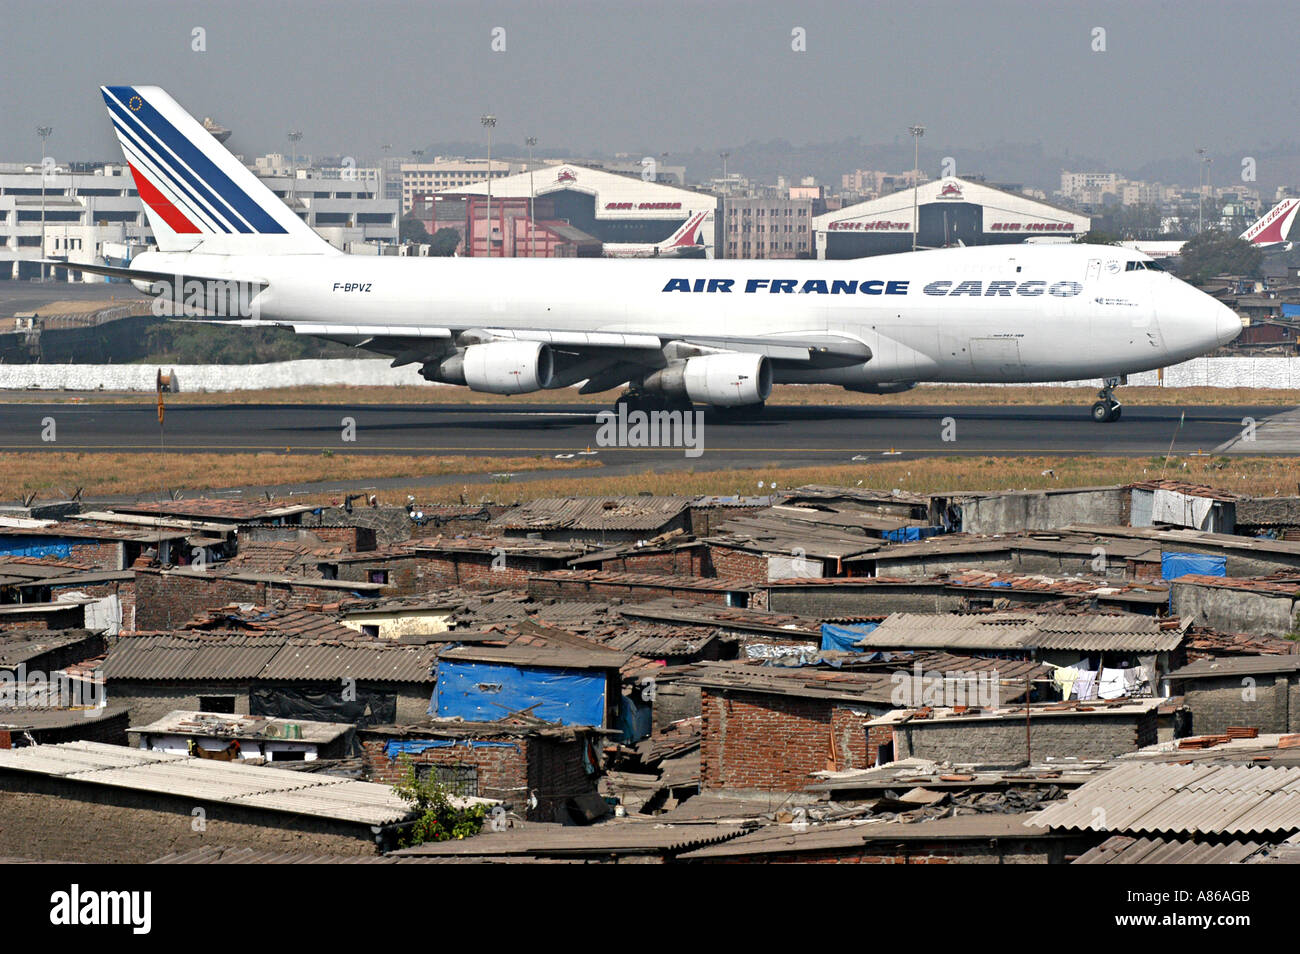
xmin=1091 ymin=376 xmax=1123 ymax=423
xmin=613 ymin=391 xmax=692 ymax=414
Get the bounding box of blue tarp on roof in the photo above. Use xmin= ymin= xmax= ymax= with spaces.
xmin=434 ymin=659 xmax=606 ymax=727
xmin=882 ymin=526 xmax=946 ymax=543
xmin=1162 ymin=551 xmax=1226 ymax=580
xmin=1281 ymin=304 xmax=1300 ymax=319
xmin=820 ymin=621 xmax=879 ymax=652
xmin=0 ymin=536 xmax=74 ymax=560
xmin=384 ymin=739 xmax=520 ymax=759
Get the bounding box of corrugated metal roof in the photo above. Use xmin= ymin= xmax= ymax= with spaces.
xmin=0 ymin=741 xmax=417 ymax=825
xmin=491 ymin=496 xmax=689 ymax=532
xmin=858 ymin=612 xmax=1186 ymax=653
xmin=1168 ymin=655 xmax=1300 ymax=680
xmin=391 ymin=821 xmax=744 ymax=857
xmin=150 ymin=846 xmax=439 ymax=864
xmin=1031 ymin=761 xmax=1300 ymax=835
xmin=1073 ymin=834 xmax=1263 ymax=864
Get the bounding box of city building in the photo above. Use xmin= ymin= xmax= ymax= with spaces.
xmin=721 ymin=195 xmax=814 ymax=259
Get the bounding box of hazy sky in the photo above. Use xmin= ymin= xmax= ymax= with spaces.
xmin=4 ymin=0 xmax=1297 ymax=183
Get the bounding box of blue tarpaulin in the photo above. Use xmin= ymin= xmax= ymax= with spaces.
xmin=0 ymin=537 xmax=74 ymax=560
xmin=434 ymin=659 xmax=606 ymax=727
xmin=820 ymin=621 xmax=879 ymax=652
xmin=881 ymin=526 xmax=946 ymax=543
xmin=619 ymin=693 xmax=653 ymax=744
xmin=1281 ymin=304 xmax=1300 ymax=319
xmin=1162 ymin=551 xmax=1226 ymax=580
xmin=384 ymin=739 xmax=520 ymax=759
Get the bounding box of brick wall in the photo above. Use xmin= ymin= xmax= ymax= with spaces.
xmin=707 ymin=546 xmax=770 ymax=585
xmin=67 ymin=540 xmax=125 ymax=570
xmin=133 ymin=571 xmax=265 ymax=631
xmin=593 ymin=548 xmax=711 ymax=577
xmin=701 ymin=688 xmax=877 ymax=791
xmin=361 ymin=733 xmax=594 ymax=821
xmin=414 ymin=551 xmax=563 ymax=590
xmin=310 ymin=526 xmax=377 ymax=552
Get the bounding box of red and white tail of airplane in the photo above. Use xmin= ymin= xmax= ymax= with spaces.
xmin=602 ymin=210 xmax=710 ymax=258
xmin=1240 ymin=198 xmax=1300 ymax=250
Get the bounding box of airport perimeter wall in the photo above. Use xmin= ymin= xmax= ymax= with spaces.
xmin=1 ymin=355 xmax=1300 ymax=392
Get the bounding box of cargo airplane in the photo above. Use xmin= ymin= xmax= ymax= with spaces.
xmin=55 ymin=86 xmax=1244 ymax=424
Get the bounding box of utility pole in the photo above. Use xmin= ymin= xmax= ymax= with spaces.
xmin=37 ymin=126 xmax=53 ymax=281
xmin=287 ymin=130 xmax=303 ymax=206
xmin=719 ymin=151 xmax=730 ymax=192
xmin=909 ymin=125 xmax=925 ymax=252
xmin=526 ymin=136 xmax=537 ymax=258
xmin=481 ymin=115 xmax=496 ymax=257
xmin=1196 ymin=147 xmax=1208 ymax=234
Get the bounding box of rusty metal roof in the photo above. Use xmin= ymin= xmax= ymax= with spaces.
xmin=1167 ymin=655 xmax=1300 ymax=680
xmin=860 ymin=612 xmax=1187 ymax=653
xmin=491 ymin=496 xmax=690 ymax=532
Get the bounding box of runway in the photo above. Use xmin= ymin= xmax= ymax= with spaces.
xmin=0 ymin=401 xmax=1289 ymax=467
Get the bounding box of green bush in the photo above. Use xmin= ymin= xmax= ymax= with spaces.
xmin=392 ymin=755 xmax=488 ymax=846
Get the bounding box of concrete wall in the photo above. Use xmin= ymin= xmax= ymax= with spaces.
xmin=961 ymin=489 xmax=1126 ymax=535
xmin=1170 ymin=582 xmax=1299 ymax=637
xmin=892 ymin=711 xmax=1157 ymax=764
xmin=1179 ymin=674 xmax=1300 ymax=736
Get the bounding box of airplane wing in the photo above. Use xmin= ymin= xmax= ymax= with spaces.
xmin=43 ymin=259 xmax=268 ymax=288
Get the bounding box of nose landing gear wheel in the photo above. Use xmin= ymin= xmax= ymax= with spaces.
xmin=1091 ymin=400 xmax=1122 ymax=423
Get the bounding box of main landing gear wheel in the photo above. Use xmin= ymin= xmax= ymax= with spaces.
xmin=1090 ymin=376 xmax=1124 ymax=423
xmin=1091 ymin=400 xmax=1122 ymax=423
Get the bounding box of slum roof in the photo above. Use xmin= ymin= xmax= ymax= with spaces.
xmin=490 ymin=496 xmax=690 ymax=532
xmin=139 ymin=566 xmax=387 ymax=593
xmin=437 ymin=644 xmax=631 ymax=671
xmin=677 ymin=813 xmax=1057 ymax=861
xmin=107 ymin=500 xmax=319 ymax=522
xmin=185 ymin=605 xmax=360 ymax=642
xmin=0 ymin=740 xmax=437 ymax=824
xmin=1167 ymin=655 xmax=1300 ymax=681
xmin=856 ymin=530 xmax=1162 ymax=564
xmin=806 ymin=756 xmax=1107 ymax=795
xmin=390 ymin=821 xmax=745 ymax=858
xmin=0 ymin=629 xmax=101 ymax=669
xmin=1067 ymin=524 xmax=1300 ymax=558
xmin=706 ymin=508 xmax=888 ymax=559
xmin=528 ymin=569 xmax=762 ymax=593
xmin=0 ymin=520 xmax=190 ymax=544
xmin=0 ymin=704 xmax=128 ymax=732
xmin=1125 ymin=479 xmax=1241 ymax=502
xmin=784 ymin=485 xmax=940 ymax=508
xmin=680 ymin=661 xmax=899 ymax=706
xmin=618 ymin=597 xmax=820 ymax=638
xmin=762 ymin=572 xmax=1171 ymax=605
xmin=128 ymin=710 xmax=354 ymax=744
xmin=858 ymin=612 xmax=1189 ymax=653
xmin=871 ymin=697 xmax=1164 ymax=728
xmin=103 ymin=633 xmax=441 ymax=683
xmin=1166 ymin=574 xmax=1300 ymax=596
xmin=150 ymin=846 xmax=440 ymax=864
xmin=1072 ymin=834 xmax=1264 ymax=865
xmin=411 ymin=535 xmax=588 ymax=560
xmin=78 ymin=510 xmax=241 ymax=535
xmin=1030 ymin=760 xmax=1300 ymax=835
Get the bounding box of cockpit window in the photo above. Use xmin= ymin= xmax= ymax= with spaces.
xmin=1124 ymin=259 xmax=1166 ymax=272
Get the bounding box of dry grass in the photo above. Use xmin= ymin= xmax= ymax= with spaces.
xmin=283 ymin=454 xmax=1300 ymax=509
xmin=0 ymin=452 xmax=597 ymax=500
xmin=2 ymin=383 xmax=1296 ymax=408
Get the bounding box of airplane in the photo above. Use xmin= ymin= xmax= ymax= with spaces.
xmin=601 ymin=210 xmax=711 ymax=258
xmin=1118 ymin=197 xmax=1300 ymax=259
xmin=57 ymin=86 xmax=1243 ymax=425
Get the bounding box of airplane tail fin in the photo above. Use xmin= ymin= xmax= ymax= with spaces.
xmin=663 ymin=211 xmax=708 ymax=250
xmin=101 ymin=85 xmax=335 ymax=255
xmin=1240 ymin=198 xmax=1300 ymax=248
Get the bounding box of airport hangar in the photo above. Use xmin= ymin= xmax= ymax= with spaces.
xmin=433 ymin=163 xmax=719 ymax=257
xmin=813 ymin=176 xmax=1091 ymax=259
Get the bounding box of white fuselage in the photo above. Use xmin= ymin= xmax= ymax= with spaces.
xmin=135 ymin=242 xmax=1241 ymax=389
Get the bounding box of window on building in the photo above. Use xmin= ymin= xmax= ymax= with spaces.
xmin=361 ymin=624 xmax=380 ymax=637
xmin=369 ymin=569 xmax=389 ymax=584
xmin=198 ymin=695 xmax=237 ymax=714
xmin=415 ymin=763 xmax=479 ymax=796
xmin=269 ymin=749 xmax=306 ymax=762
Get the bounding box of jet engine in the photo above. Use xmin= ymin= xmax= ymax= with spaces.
xmin=643 ymin=353 xmax=772 ymax=407
xmin=422 ymin=341 xmax=554 ymax=394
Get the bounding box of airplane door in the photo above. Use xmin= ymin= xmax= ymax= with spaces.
xmin=1085 ymin=258 xmax=1102 ymax=282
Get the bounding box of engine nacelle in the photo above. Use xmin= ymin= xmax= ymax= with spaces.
xmin=423 ymin=341 xmax=554 ymax=394
xmin=644 ymin=353 xmax=772 ymax=407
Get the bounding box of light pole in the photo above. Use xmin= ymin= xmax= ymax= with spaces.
xmin=909 ymin=125 xmax=925 ymax=252
xmin=381 ymin=143 xmax=394 ymax=248
xmin=481 ymin=115 xmax=496 ymax=257
xmin=526 ymin=136 xmax=537 ymax=258
xmin=37 ymin=126 xmax=53 ymax=281
xmin=1196 ymin=147 xmax=1212 ymax=233
xmin=287 ymin=130 xmax=303 ymax=205
xmin=719 ymin=151 xmax=730 ymax=192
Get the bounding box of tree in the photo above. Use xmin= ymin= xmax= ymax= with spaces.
xmin=1073 ymin=231 xmax=1122 ymax=246
xmin=400 ymin=215 xmax=431 ymax=245
xmin=391 ymin=755 xmax=487 ymax=846
xmin=429 ymin=227 xmax=461 ymax=256
xmin=1175 ymin=230 xmax=1263 ymax=284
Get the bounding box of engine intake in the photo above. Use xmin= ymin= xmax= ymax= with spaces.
xmin=644 ymin=353 xmax=772 ymax=407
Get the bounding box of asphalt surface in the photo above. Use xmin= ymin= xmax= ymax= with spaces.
xmin=0 ymin=401 xmax=1288 ymax=466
